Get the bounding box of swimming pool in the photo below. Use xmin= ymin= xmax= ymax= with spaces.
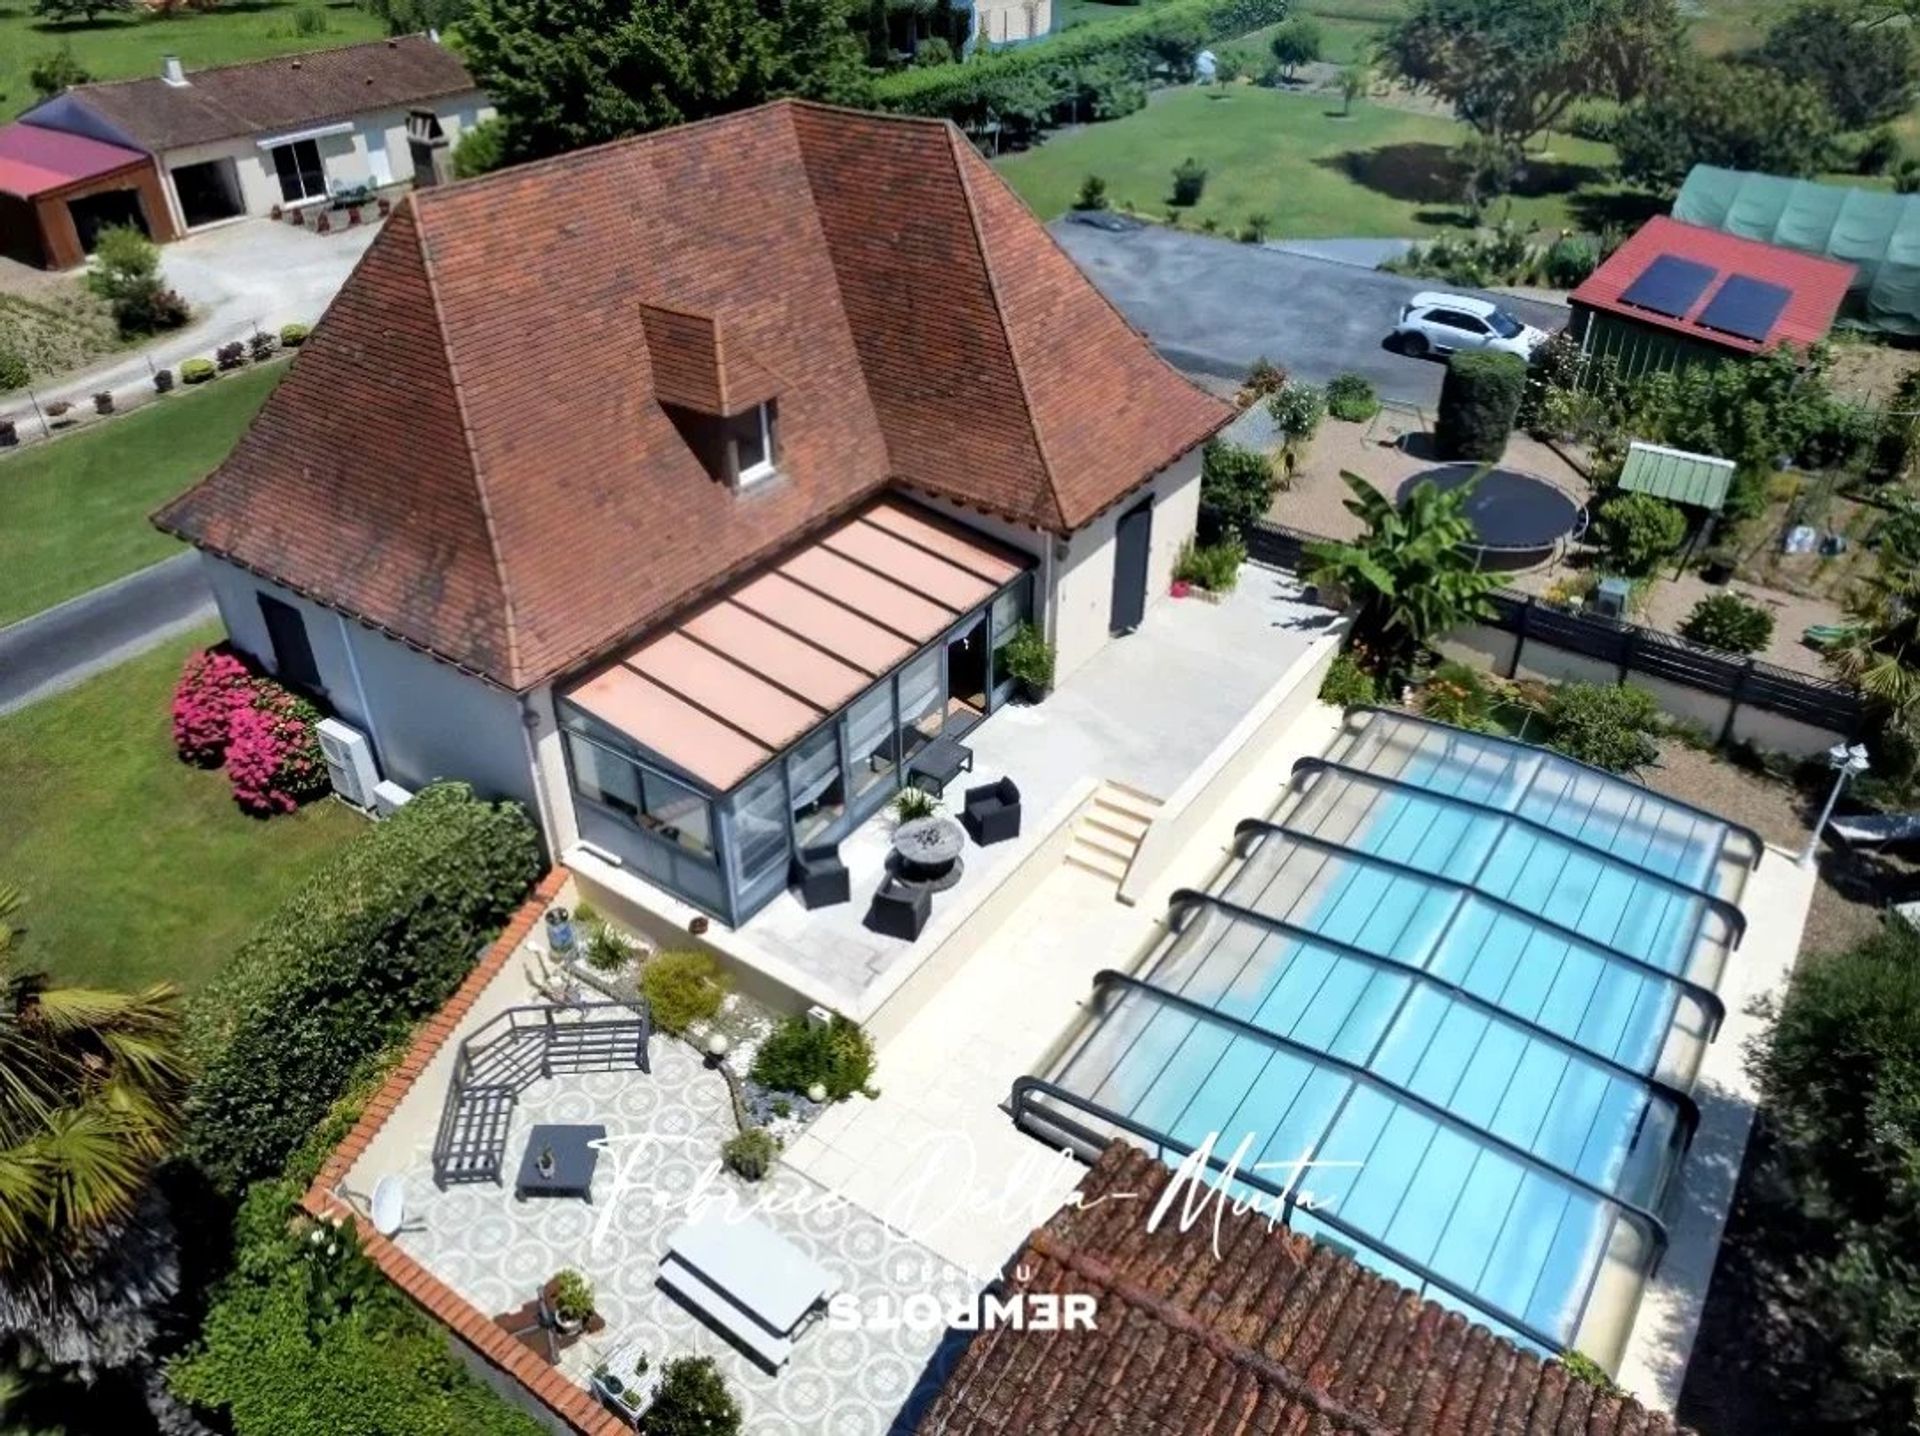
xmin=1020 ymin=707 xmax=1761 ymax=1367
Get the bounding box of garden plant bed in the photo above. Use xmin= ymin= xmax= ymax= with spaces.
xmin=0 ymin=287 xmax=123 ymax=390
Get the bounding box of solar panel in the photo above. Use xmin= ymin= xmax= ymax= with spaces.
xmin=1618 ymin=255 xmax=1717 ymax=318
xmin=1698 ymin=274 xmax=1791 ymax=342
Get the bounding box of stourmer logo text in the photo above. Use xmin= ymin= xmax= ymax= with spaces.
xmin=828 ymin=1291 xmax=1098 ymax=1333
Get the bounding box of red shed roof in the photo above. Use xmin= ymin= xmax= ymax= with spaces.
xmin=0 ymin=122 xmax=146 ymax=199
xmin=1572 ymin=215 xmax=1854 ymax=354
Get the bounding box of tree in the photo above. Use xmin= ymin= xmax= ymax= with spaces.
xmin=1382 ymin=0 xmax=1682 ymax=156
xmin=1268 ymin=17 xmax=1322 ymax=79
xmin=1338 ymin=60 xmax=1369 ymax=115
xmin=461 ymin=0 xmax=869 ymax=163
xmin=1826 ymin=557 xmax=1920 ymax=735
xmin=1199 ymin=439 xmax=1280 ymax=540
xmin=85 ymin=225 xmax=188 ymax=338
xmin=1615 ymin=57 xmax=1836 ymax=192
xmin=644 ymin=1355 xmax=742 ymax=1436
xmin=27 ymin=45 xmax=91 ymax=102
xmin=1762 ymin=0 xmax=1917 ymax=129
xmin=451 ymin=114 xmax=508 ymax=178
xmin=1591 ymin=491 xmax=1686 ymax=574
xmin=32 ymin=0 xmax=131 ymax=22
xmin=1302 ymin=471 xmax=1503 ymax=681
xmin=358 ymin=0 xmax=470 ymax=30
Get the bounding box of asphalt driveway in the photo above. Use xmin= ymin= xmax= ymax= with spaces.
xmin=1048 ymin=217 xmax=1568 ymax=410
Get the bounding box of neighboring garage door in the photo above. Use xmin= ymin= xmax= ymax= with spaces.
xmin=0 ymin=191 xmax=44 ymax=267
xmin=66 ymin=188 xmax=147 ymax=253
xmin=171 ymin=157 xmax=244 ymax=228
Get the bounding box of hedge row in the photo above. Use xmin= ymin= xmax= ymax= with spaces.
xmin=870 ymin=0 xmax=1291 ymax=132
xmin=184 ymin=782 xmax=542 ymax=1194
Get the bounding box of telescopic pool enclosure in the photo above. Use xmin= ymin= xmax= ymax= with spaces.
xmin=1015 ymin=708 xmax=1762 ymax=1369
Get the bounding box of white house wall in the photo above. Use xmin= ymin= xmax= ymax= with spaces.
xmin=157 ymin=91 xmax=492 ymax=229
xmin=198 ymin=554 xmax=544 ymax=828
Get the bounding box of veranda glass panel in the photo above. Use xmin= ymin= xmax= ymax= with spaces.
xmin=729 ymin=764 xmax=791 ymax=914
xmin=845 ymin=683 xmax=897 ymax=804
xmin=898 ymin=648 xmax=943 ymax=766
xmin=788 ymin=726 xmax=845 ymax=847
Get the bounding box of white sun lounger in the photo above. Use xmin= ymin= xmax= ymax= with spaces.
xmin=659 ymin=1206 xmax=838 ymax=1369
xmin=1829 ymin=813 xmax=1920 ymax=847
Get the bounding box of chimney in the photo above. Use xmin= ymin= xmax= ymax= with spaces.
xmin=161 ymin=55 xmax=187 ymax=87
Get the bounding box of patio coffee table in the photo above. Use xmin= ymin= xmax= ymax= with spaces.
xmin=907 ymin=734 xmax=973 ymax=796
xmin=514 ymin=1123 xmax=605 ymax=1201
xmin=891 ymin=815 xmax=966 ymax=891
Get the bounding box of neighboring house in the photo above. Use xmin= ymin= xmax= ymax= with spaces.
xmin=0 ymin=122 xmax=178 ymax=270
xmin=1568 ymin=215 xmax=1853 ymax=380
xmin=913 ymin=1141 xmax=1696 ymax=1434
xmin=154 ymin=99 xmax=1232 ymax=930
xmin=13 ymin=35 xmax=489 ymax=248
xmin=973 ymin=0 xmax=1052 ymax=44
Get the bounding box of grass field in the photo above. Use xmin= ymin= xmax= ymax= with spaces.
xmin=0 ymin=363 xmax=281 ymax=627
xmin=995 ymin=85 xmax=1635 ymax=237
xmin=0 ymin=623 xmax=361 ymax=991
xmin=0 ymin=0 xmax=386 ymax=122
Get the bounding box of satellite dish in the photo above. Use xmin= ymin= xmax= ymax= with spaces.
xmin=371 ymin=1175 xmax=407 ymax=1237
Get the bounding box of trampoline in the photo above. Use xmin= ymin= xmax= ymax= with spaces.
xmin=1398 ymin=463 xmax=1585 ymax=572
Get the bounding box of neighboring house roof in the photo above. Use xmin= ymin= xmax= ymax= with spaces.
xmin=1571 ymin=214 xmax=1854 ymax=355
xmin=34 ymin=35 xmax=476 ymax=155
xmin=916 ymin=1142 xmax=1692 ymax=1436
xmin=154 ymin=100 xmax=1230 ymax=692
xmin=0 ymin=121 xmax=147 ymax=198
xmin=1619 ymin=440 xmax=1736 ymax=511
xmin=566 ymin=495 xmax=1032 ymax=791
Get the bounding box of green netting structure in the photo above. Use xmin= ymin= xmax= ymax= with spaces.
xmin=1673 ymin=165 xmax=1920 ymax=335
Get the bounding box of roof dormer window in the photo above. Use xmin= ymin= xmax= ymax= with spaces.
xmin=729 ymin=401 xmax=777 ymax=489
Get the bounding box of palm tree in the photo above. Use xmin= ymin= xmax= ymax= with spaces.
xmin=1303 ymin=470 xmax=1503 ymax=683
xmin=1825 ymin=561 xmax=1920 ymax=733
xmin=0 ymin=884 xmax=191 ymax=1385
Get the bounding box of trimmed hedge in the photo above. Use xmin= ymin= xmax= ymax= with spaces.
xmin=1435 ymin=351 xmax=1525 ymax=462
xmin=870 ymin=0 xmax=1290 ymax=136
xmin=184 ymin=782 xmax=541 ymax=1193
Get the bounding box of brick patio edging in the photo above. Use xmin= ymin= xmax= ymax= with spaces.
xmin=299 ymin=868 xmax=629 ymax=1436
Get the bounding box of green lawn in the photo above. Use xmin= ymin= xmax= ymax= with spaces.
xmin=0 ymin=363 xmax=281 ymax=627
xmin=0 ymin=0 xmax=386 ymax=121
xmin=0 ymin=624 xmax=361 ymax=991
xmin=995 ymin=85 xmax=1635 ymax=237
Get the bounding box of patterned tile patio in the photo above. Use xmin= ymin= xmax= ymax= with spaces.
xmin=385 ymin=1034 xmax=973 ymax=1435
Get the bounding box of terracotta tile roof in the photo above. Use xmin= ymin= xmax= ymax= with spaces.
xmin=154 ymin=100 xmax=1230 ymax=692
xmin=915 ymin=1142 xmax=1691 ymax=1436
xmin=1571 ymin=214 xmax=1854 ymax=354
xmin=41 ymin=35 xmax=478 ymax=154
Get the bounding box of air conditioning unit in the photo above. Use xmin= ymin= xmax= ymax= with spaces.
xmin=316 ymin=718 xmax=380 ymax=808
xmin=372 ymin=779 xmax=413 ymax=818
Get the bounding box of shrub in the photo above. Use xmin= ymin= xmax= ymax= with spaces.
xmin=1318 ymin=651 xmax=1379 ymax=707
xmin=1240 ymin=212 xmax=1272 ymax=243
xmin=1435 ymin=351 xmax=1525 ymax=461
xmin=638 ymin=950 xmax=728 ymax=1035
xmin=749 ymin=1013 xmax=877 ymax=1102
xmin=893 ymin=786 xmax=938 ymax=822
xmin=168 ymin=1180 xmax=549 ymax=1436
xmin=1418 ymin=660 xmax=1495 ymax=730
xmin=1267 ymin=15 xmax=1322 ymax=77
xmin=722 ymin=1126 xmax=779 ymax=1181
xmin=182 ymin=358 xmax=216 ymax=384
xmin=171 ymin=646 xmax=256 ymax=766
xmin=583 ymin=922 xmax=630 ymax=972
xmin=1002 ymin=622 xmax=1056 ymax=694
xmin=280 ymin=322 xmax=311 ymax=347
xmin=216 ymin=341 xmax=246 ymax=371
xmin=154 ymin=367 xmax=174 ymax=393
xmin=44 ymin=399 xmax=70 ymax=418
xmin=1170 ymin=156 xmax=1207 ymax=205
xmin=1239 ymin=356 xmax=1288 ymax=404
xmin=1173 ymin=536 xmax=1245 ymax=592
xmin=1543 ymin=682 xmax=1660 ymax=772
xmin=1324 ymin=373 xmax=1379 ymax=423
xmin=1592 ymin=491 xmax=1687 ymax=576
xmin=1075 ymin=174 xmax=1109 ymax=210
xmin=1199 ymin=438 xmax=1279 ymax=539
xmin=92 ymin=390 xmax=112 ymax=415
xmin=452 ymin=115 xmax=508 ymax=179
xmin=1855 ymin=125 xmax=1903 ymax=176
xmin=546 ymin=1269 xmax=594 ymax=1323
xmin=1266 ymin=380 xmax=1325 ymax=441
xmin=183 ymin=783 xmax=541 ymax=1193
xmin=1681 ymin=591 xmax=1775 ymax=655
xmin=224 ymin=683 xmax=327 ymax=815
xmin=0 ymin=345 xmax=29 ymax=392
xmin=644 ymin=1356 xmax=742 ymax=1436
xmin=114 ymin=284 xmax=189 ymax=335
xmin=1542 ymin=235 xmax=1598 ymax=288
xmin=87 ymin=223 xmax=187 ymax=337
xmin=0 ymin=418 xmax=15 ymax=446
xmin=249 ymin=331 xmax=277 ymax=363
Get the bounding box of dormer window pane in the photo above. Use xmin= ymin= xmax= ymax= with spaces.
xmin=730 ymin=402 xmax=776 ymax=486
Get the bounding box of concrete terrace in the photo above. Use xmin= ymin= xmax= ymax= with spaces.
xmin=605 ymin=568 xmax=1343 ymax=1019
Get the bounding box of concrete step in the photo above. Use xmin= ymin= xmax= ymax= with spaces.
xmin=1064 ymin=849 xmax=1128 ymax=882
xmin=1072 ymin=826 xmax=1136 ymax=864
xmin=1084 ymin=807 xmax=1151 ymax=844
xmin=1100 ymin=778 xmax=1164 ymax=813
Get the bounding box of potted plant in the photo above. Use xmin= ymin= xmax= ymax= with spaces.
xmin=544 ymin=1269 xmax=593 ymax=1334
xmin=0 ymin=418 xmax=16 ymax=447
xmin=893 ymin=786 xmax=938 ymax=823
xmin=153 ymin=367 xmax=174 ymax=394
xmin=92 ymin=390 xmax=113 ymax=415
xmin=1699 ymin=545 xmax=1736 ymax=585
xmin=1002 ymin=622 xmax=1055 ymax=703
xmin=535 ymin=1142 xmax=556 ymax=1179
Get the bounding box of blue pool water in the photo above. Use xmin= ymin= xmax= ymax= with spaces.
xmin=1043 ymin=712 xmax=1755 ymax=1354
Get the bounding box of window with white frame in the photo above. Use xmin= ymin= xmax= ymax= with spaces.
xmin=728 ymin=402 xmax=777 ymax=487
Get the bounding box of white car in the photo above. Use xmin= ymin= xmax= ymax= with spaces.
xmin=1391 ymin=292 xmax=1549 ymax=359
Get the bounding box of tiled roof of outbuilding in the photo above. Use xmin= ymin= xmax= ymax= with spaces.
xmin=915 ymin=1142 xmax=1691 ymax=1436
xmin=155 ymin=101 xmax=1229 ymax=691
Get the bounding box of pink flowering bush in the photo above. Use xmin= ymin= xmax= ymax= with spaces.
xmin=225 ymin=682 xmax=327 ymax=815
xmin=171 ymin=647 xmax=255 ymax=766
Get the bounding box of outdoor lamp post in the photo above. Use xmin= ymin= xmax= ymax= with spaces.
xmin=1801 ymin=741 xmax=1870 ymax=868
